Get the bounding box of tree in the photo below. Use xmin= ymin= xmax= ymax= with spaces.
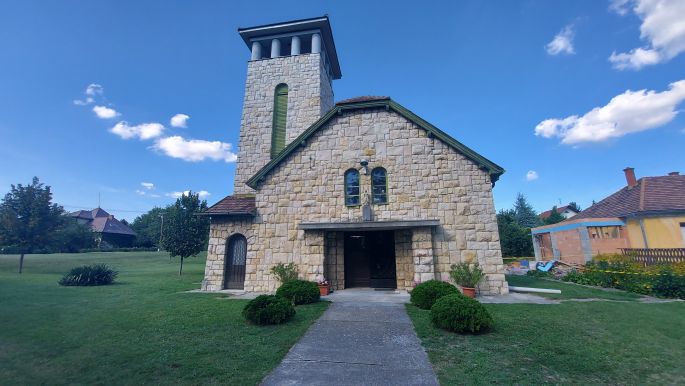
xmin=162 ymin=192 xmax=209 ymax=275
xmin=543 ymin=206 xmax=565 ymax=225
xmin=513 ymin=193 xmax=540 ymax=228
xmin=496 ymin=209 xmax=534 ymax=257
xmin=131 ymin=207 xmax=169 ymax=248
xmin=0 ymin=177 xmax=64 ymax=273
xmin=51 ymin=216 xmax=96 ymax=253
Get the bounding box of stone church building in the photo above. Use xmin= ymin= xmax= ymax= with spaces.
xmin=201 ymin=16 xmax=508 ymax=295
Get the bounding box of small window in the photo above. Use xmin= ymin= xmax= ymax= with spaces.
xmin=271 ymin=84 xmax=288 ymax=158
xmin=344 ymin=169 xmax=360 ymax=206
xmin=371 ymin=167 xmax=388 ymax=204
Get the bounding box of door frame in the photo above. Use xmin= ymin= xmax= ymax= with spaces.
xmin=224 ymin=234 xmax=247 ymax=290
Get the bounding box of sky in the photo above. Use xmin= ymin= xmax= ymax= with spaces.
xmin=1 ymin=0 xmax=684 ymax=221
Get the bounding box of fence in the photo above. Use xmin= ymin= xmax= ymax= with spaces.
xmin=620 ymin=248 xmax=685 ymax=265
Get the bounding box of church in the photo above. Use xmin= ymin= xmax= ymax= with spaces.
xmin=201 ymin=16 xmax=508 ymax=295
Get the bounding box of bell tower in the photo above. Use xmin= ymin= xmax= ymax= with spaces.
xmin=233 ymin=16 xmax=342 ymax=193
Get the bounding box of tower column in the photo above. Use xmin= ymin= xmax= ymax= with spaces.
xmin=291 ymin=36 xmax=301 ymax=55
xmin=311 ymin=33 xmax=321 ymax=54
xmin=271 ymin=38 xmax=281 ymax=58
xmin=250 ymin=41 xmax=262 ymax=60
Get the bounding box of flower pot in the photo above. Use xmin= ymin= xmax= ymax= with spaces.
xmin=462 ymin=287 xmax=476 ymax=298
xmin=318 ymin=285 xmax=330 ymax=296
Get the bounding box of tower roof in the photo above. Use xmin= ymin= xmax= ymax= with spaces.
xmin=238 ymin=16 xmax=342 ymax=79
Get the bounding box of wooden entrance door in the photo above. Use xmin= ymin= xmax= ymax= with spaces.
xmin=224 ymin=234 xmax=247 ymax=289
xmin=344 ymin=231 xmax=396 ymax=289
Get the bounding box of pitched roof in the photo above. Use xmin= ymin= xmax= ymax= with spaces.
xmin=90 ymin=216 xmax=136 ymax=236
xmin=574 ymin=174 xmax=685 ymax=219
xmin=539 ymin=205 xmax=575 ymax=220
xmin=246 ymin=97 xmax=505 ymax=189
xmin=70 ymin=207 xmax=136 ymax=236
xmin=202 ymin=195 xmax=256 ymax=216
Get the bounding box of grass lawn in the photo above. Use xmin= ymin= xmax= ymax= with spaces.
xmin=408 ymin=278 xmax=685 ymax=385
xmin=506 ymin=274 xmax=642 ymax=300
xmin=0 ymin=252 xmax=328 ymax=385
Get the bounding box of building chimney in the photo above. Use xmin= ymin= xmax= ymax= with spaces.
xmin=623 ymin=167 xmax=637 ymax=187
xmin=669 ymin=171 xmax=680 ymax=176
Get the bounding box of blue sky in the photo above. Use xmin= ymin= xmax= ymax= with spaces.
xmin=1 ymin=0 xmax=684 ymax=221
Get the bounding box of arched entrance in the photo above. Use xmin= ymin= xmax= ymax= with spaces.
xmin=224 ymin=234 xmax=247 ymax=289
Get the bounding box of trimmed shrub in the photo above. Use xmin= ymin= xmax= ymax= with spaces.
xmin=58 ymin=264 xmax=118 ymax=286
xmin=275 ymin=280 xmax=320 ymax=305
xmin=410 ymin=280 xmax=459 ymax=309
xmin=430 ymin=293 xmax=494 ymax=333
xmin=242 ymin=295 xmax=295 ymax=325
xmin=270 ymin=262 xmax=299 ymax=284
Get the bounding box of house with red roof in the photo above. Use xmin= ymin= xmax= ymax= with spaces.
xmin=531 ymin=168 xmax=685 ymax=265
xmin=539 ymin=205 xmax=578 ymax=221
xmin=70 ymin=208 xmax=136 ymax=248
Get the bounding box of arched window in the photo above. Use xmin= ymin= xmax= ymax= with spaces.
xmin=271 ymin=84 xmax=288 ymax=158
xmin=224 ymin=234 xmax=247 ymax=289
xmin=371 ymin=167 xmax=388 ymax=204
xmin=344 ymin=169 xmax=360 ymax=206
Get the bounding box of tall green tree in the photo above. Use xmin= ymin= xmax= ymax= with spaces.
xmin=51 ymin=216 xmax=95 ymax=253
xmin=131 ymin=207 xmax=169 ymax=248
xmin=0 ymin=177 xmax=64 ymax=273
xmin=496 ymin=209 xmax=534 ymax=257
xmin=543 ymin=206 xmax=566 ymax=225
xmin=162 ymin=192 xmax=209 ymax=275
xmin=513 ymin=193 xmax=541 ymax=228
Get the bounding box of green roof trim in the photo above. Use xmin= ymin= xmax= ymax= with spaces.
xmin=246 ymin=98 xmax=505 ymax=189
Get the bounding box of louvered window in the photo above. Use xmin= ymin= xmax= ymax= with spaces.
xmin=271 ymin=84 xmax=288 ymax=158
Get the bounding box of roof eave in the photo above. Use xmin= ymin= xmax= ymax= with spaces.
xmin=246 ymin=98 xmax=505 ymax=188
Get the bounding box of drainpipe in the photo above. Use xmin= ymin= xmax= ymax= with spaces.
xmin=638 ymin=218 xmax=649 ymax=248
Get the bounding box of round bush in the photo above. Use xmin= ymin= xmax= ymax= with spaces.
xmin=410 ymin=280 xmax=459 ymax=309
xmin=242 ymin=295 xmax=295 ymax=325
xmin=430 ymin=294 xmax=494 ymax=333
xmin=58 ymin=264 xmax=118 ymax=286
xmin=276 ymin=280 xmax=320 ymax=305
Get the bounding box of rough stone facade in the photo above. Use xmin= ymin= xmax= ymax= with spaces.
xmin=233 ymin=53 xmax=333 ymax=194
xmin=204 ymin=108 xmax=508 ymax=295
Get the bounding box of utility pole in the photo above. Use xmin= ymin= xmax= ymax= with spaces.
xmin=158 ymin=213 xmax=164 ymax=253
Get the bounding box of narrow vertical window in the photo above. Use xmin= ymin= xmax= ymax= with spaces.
xmin=345 ymin=169 xmax=360 ymax=206
xmin=271 ymin=83 xmax=288 ymax=158
xmin=371 ymin=167 xmax=388 ymax=204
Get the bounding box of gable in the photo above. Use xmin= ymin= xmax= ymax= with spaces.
xmin=246 ymin=97 xmax=504 ymax=189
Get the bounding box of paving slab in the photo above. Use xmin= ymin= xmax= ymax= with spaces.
xmin=261 ymin=301 xmax=438 ymax=386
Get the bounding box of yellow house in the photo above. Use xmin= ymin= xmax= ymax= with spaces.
xmin=531 ymin=168 xmax=685 ymax=263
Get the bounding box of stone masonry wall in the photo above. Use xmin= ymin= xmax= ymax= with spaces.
xmin=204 ymin=108 xmax=508 ymax=295
xmin=233 ymin=53 xmax=334 ymax=194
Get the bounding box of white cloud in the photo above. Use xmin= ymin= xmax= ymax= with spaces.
xmin=140 ymin=182 xmax=155 ymax=190
xmin=165 ymin=190 xmax=210 ymax=199
xmin=135 ymin=189 xmax=146 ymax=196
xmin=535 ymin=80 xmax=685 ymax=144
xmin=73 ymin=83 xmax=104 ymax=105
xmin=92 ymin=105 xmax=120 ymax=119
xmin=110 ymin=121 xmax=165 ymax=140
xmin=152 ymin=136 xmax=238 ymax=162
xmin=526 ymin=171 xmax=539 ymax=181
xmin=85 ymin=84 xmax=104 ymax=96
xmin=170 ymin=113 xmax=190 ymax=128
xmin=609 ymin=0 xmax=685 ymax=70
xmin=546 ymin=25 xmax=575 ymax=55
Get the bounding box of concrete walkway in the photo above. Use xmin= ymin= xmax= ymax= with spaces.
xmin=261 ymin=300 xmax=439 ymax=386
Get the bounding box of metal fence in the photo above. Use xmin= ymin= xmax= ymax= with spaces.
xmin=620 ymin=248 xmax=685 ymax=265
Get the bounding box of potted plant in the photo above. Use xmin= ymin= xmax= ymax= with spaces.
xmin=317 ymin=279 xmax=330 ymax=296
xmin=449 ymin=262 xmax=485 ymax=298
